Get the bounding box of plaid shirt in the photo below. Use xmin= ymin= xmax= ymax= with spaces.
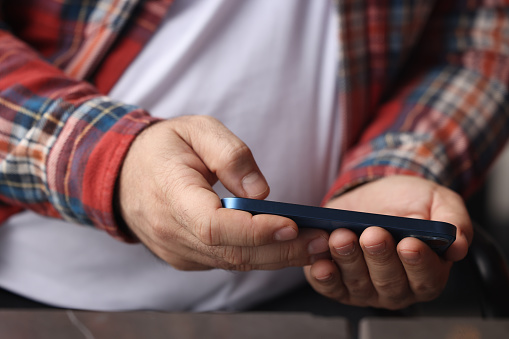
xmin=1 ymin=0 xmax=508 ymax=241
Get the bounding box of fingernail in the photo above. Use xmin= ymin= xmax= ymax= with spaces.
xmin=308 ymin=237 xmax=329 ymax=255
xmin=400 ymin=250 xmax=421 ymax=264
xmin=274 ymin=227 xmax=297 ymax=241
xmin=242 ymin=172 xmax=268 ymax=197
xmin=334 ymin=242 xmax=355 ymax=256
xmin=364 ymin=241 xmax=386 ymax=255
xmin=315 ymin=273 xmax=333 ymax=282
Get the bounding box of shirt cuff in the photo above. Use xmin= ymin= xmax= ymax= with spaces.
xmin=47 ymin=99 xmax=162 ymax=242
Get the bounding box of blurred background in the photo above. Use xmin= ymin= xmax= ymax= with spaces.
xmin=469 ymin=144 xmax=509 ymax=261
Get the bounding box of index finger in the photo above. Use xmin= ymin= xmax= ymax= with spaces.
xmin=179 ymin=187 xmax=300 ymax=247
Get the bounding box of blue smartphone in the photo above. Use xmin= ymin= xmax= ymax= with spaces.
xmin=221 ymin=197 xmax=456 ymax=255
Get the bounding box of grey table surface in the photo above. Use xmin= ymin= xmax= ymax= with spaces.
xmin=0 ymin=310 xmax=350 ymax=339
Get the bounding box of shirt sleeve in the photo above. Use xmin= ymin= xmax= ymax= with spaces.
xmin=324 ymin=3 xmax=509 ymax=203
xmin=0 ymin=29 xmax=160 ymax=242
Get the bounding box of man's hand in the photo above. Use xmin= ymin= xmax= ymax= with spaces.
xmin=118 ymin=116 xmax=330 ymax=271
xmin=304 ymin=175 xmax=472 ymax=310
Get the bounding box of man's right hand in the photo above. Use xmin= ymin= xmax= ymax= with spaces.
xmin=117 ymin=116 xmax=330 ymax=271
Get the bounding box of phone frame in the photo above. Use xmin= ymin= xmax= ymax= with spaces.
xmin=221 ymin=197 xmax=456 ymax=255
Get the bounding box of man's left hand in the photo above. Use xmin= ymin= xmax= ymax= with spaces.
xmin=304 ymin=175 xmax=472 ymax=310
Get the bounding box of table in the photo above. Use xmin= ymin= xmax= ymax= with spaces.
xmin=359 ymin=317 xmax=509 ymax=339
xmin=2 ymin=310 xmax=509 ymax=338
xmin=0 ymin=310 xmax=350 ymax=339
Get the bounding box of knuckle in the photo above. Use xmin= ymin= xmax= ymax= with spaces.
xmin=210 ymin=246 xmax=255 ymax=271
xmin=372 ymin=278 xmax=396 ymax=292
xmin=171 ymin=203 xmax=221 ymax=247
xmin=228 ymin=248 xmax=251 ymax=267
xmin=278 ymin=244 xmax=294 ymax=263
xmin=221 ymin=142 xmax=252 ymax=169
xmin=196 ymin=221 xmax=216 ymax=246
xmin=150 ymin=219 xmax=171 ymax=240
xmin=374 ymin=279 xmax=404 ymax=295
xmin=344 ymin=279 xmax=373 ymax=298
xmin=194 ymin=212 xmax=223 ymax=247
xmin=318 ymin=282 xmax=349 ymax=303
xmin=231 ymin=217 xmax=258 ymax=247
xmin=283 ymin=244 xmax=310 ymax=267
xmin=413 ymin=282 xmax=443 ymax=301
xmin=373 ymin=277 xmax=409 ymax=304
xmin=221 ymin=247 xmax=242 ymax=265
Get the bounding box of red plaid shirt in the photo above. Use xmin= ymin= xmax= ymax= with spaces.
xmin=1 ymin=0 xmax=509 ymax=241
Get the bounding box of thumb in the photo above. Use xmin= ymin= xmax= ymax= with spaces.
xmin=171 ymin=115 xmax=269 ymax=199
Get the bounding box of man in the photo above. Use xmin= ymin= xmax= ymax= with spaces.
xmin=0 ymin=0 xmax=506 ymax=311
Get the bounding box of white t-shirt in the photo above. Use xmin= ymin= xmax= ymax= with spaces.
xmin=0 ymin=0 xmax=341 ymax=311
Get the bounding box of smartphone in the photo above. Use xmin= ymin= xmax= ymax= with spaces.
xmin=221 ymin=197 xmax=456 ymax=255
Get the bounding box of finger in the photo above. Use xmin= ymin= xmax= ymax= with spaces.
xmin=304 ymin=260 xmax=350 ymax=302
xmin=212 ymin=209 xmax=300 ymax=246
xmin=134 ymin=233 xmax=214 ymax=271
xmin=329 ymin=228 xmax=375 ymax=301
xmin=135 ymin=227 xmax=327 ymax=272
xmin=360 ymin=226 xmax=412 ymax=309
xmin=171 ymin=115 xmax=269 ymax=199
xmin=198 ymin=228 xmax=330 ymax=270
xmin=430 ymin=187 xmax=472 ymax=262
xmin=398 ymin=237 xmax=451 ymax=302
xmin=135 ymin=219 xmax=326 ymax=270
xmin=175 ymin=185 xmax=300 ymax=246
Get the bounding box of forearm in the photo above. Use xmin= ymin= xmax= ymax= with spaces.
xmin=0 ymin=29 xmax=160 ymax=240
xmin=325 ymin=3 xmax=509 ymax=202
